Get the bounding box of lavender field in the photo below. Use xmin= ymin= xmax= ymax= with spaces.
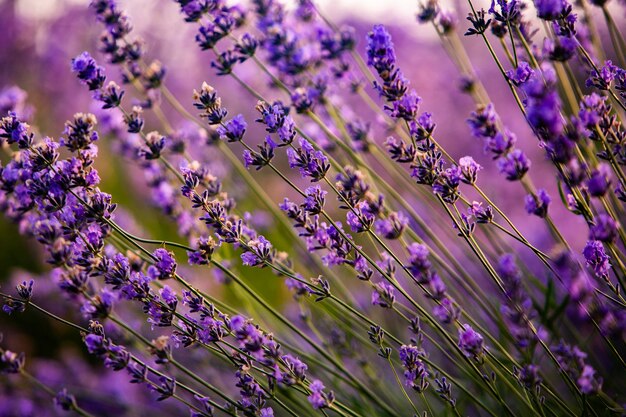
xmin=1 ymin=0 xmax=626 ymax=415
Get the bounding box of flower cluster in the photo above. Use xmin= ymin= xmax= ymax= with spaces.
xmin=2 ymin=0 xmax=626 ymax=416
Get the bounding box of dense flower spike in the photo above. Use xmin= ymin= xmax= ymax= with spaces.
xmin=71 ymin=52 xmax=106 ymax=91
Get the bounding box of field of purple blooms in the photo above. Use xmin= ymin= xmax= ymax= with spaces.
xmin=1 ymin=0 xmax=626 ymax=416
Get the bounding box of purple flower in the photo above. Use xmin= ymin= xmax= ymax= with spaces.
xmin=60 ymin=113 xmax=99 ymax=152
xmin=148 ymin=248 xmax=177 ymax=280
xmin=83 ymin=333 xmax=109 ymax=356
xmin=553 ymin=342 xmax=603 ymax=394
xmin=346 ymin=201 xmax=375 ymax=233
xmin=578 ymin=93 xmax=609 ymax=130
xmin=307 ymin=380 xmax=333 ymax=409
xmin=217 ymin=114 xmax=247 ymax=142
xmin=486 ymin=130 xmax=516 ymax=158
xmin=458 ymin=324 xmax=484 ymax=359
xmin=586 ymin=164 xmax=611 ymax=197
xmin=371 ymin=281 xmax=395 ymax=308
xmin=589 ymin=214 xmax=618 ymax=242
xmin=407 ymin=243 xmax=432 ymax=279
xmin=291 ymin=87 xmax=314 ymax=113
xmin=286 ymin=139 xmax=330 ymax=182
xmin=281 ymin=354 xmax=308 ymax=384
xmin=366 ymin=24 xmax=409 ymax=101
xmin=71 ymin=52 xmax=106 ymax=91
xmin=577 ymin=365 xmax=601 ymax=394
xmin=506 ymin=61 xmax=534 ymax=86
xmin=388 ymin=90 xmax=421 ymax=121
xmin=458 ymin=156 xmax=482 ymax=184
xmin=533 ymin=0 xmax=567 ymax=20
xmin=433 ymin=165 xmax=462 ymax=203
xmin=497 ymin=149 xmax=530 ymax=181
xmin=544 ymin=36 xmax=577 ymax=62
xmin=187 ymin=236 xmax=216 ymax=265
xmin=196 ymin=20 xmax=230 ymax=50
xmin=53 ymin=389 xmax=77 ymax=411
xmin=160 ymin=285 xmax=177 ymax=306
xmin=124 ymin=106 xmax=144 ymax=133
xmin=2 ymin=279 xmax=34 ymax=315
xmin=0 ymin=350 xmax=25 ymax=374
xmin=235 ymin=33 xmax=259 ymax=58
xmin=366 ymin=24 xmax=396 ymax=72
xmin=524 ymin=189 xmax=551 ymax=218
xmin=96 ymin=81 xmax=124 ymax=109
xmin=81 ymin=289 xmax=116 ymax=319
xmin=586 ymin=60 xmax=619 ymax=91
xmin=432 ymin=296 xmax=459 ymax=323
xmin=0 ymin=112 xmax=33 ymax=149
xmin=523 ymin=68 xmax=564 ymax=139
xmin=515 ymin=364 xmax=542 ymax=389
xmin=468 ymin=104 xmax=498 ymax=139
xmin=194 ymin=82 xmax=227 ymax=125
xmin=469 ymin=201 xmax=494 ymax=223
xmin=303 ymin=185 xmax=327 ymax=214
xmin=583 ymin=240 xmax=611 ymax=277
xmin=399 ymin=345 xmax=429 ymax=391
xmin=374 ymin=211 xmax=408 ymax=239
xmin=243 ymin=136 xmax=276 ymax=170
xmin=241 ymin=236 xmax=272 ymax=267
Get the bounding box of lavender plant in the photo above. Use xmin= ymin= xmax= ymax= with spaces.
xmin=1 ymin=0 xmax=626 ymax=415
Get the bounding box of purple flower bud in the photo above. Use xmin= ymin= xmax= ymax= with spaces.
xmin=578 ymin=93 xmax=609 ymax=130
xmin=54 ymin=388 xmax=77 ymax=411
xmin=0 ymin=112 xmax=33 ymax=149
xmin=96 ymin=81 xmax=124 ymax=109
xmin=307 ymin=380 xmax=333 ymax=409
xmin=388 ymin=90 xmax=421 ymax=121
xmin=469 ymin=201 xmax=494 ymax=223
xmin=399 ymin=344 xmax=429 ymax=391
xmin=407 ymin=243 xmax=432 ymax=280
xmin=241 ymin=236 xmax=272 ymax=267
xmin=577 ymin=365 xmax=601 ymax=394
xmin=486 ymin=130 xmax=516 ymax=158
xmin=458 ymin=156 xmax=482 ymax=184
xmin=586 ymin=60 xmax=619 ymax=91
xmin=533 ymin=0 xmax=567 ymax=20
xmin=148 ymin=248 xmax=177 ymax=280
xmin=217 ymin=114 xmax=247 ymax=142
xmin=543 ymin=36 xmax=577 ymax=61
xmin=506 ymin=61 xmax=534 ymax=86
xmin=303 ymin=185 xmax=327 ymax=214
xmin=0 ymin=350 xmax=25 ymax=374
xmin=468 ymin=104 xmax=498 ymax=139
xmin=497 ymin=149 xmax=530 ymax=181
xmin=124 ymin=106 xmax=144 ymax=133
xmin=433 ymin=165 xmax=462 ymax=203
xmin=458 ymin=324 xmax=484 ymax=359
xmin=366 ymin=25 xmax=396 ymax=73
xmin=583 ymin=240 xmax=611 ymax=277
xmin=433 ymin=297 xmax=460 ymax=323
xmin=71 ymin=51 xmax=106 ymax=91
xmin=286 ymin=139 xmax=330 ymax=182
xmin=346 ymin=201 xmax=375 ymax=233
xmin=291 ymin=87 xmax=314 ymax=113
xmin=524 ymin=189 xmax=551 ymax=218
xmin=374 ymin=211 xmax=408 ymax=239
xmin=371 ymin=281 xmax=395 ymax=308
xmin=586 ymin=164 xmax=611 ymax=197
xmin=589 ymin=214 xmax=618 ymax=242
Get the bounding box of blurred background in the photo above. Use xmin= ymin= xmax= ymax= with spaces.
xmin=1 ymin=0 xmax=623 ymax=414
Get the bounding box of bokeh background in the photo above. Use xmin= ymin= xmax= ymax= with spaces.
xmin=1 ymin=0 xmax=624 ymax=415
